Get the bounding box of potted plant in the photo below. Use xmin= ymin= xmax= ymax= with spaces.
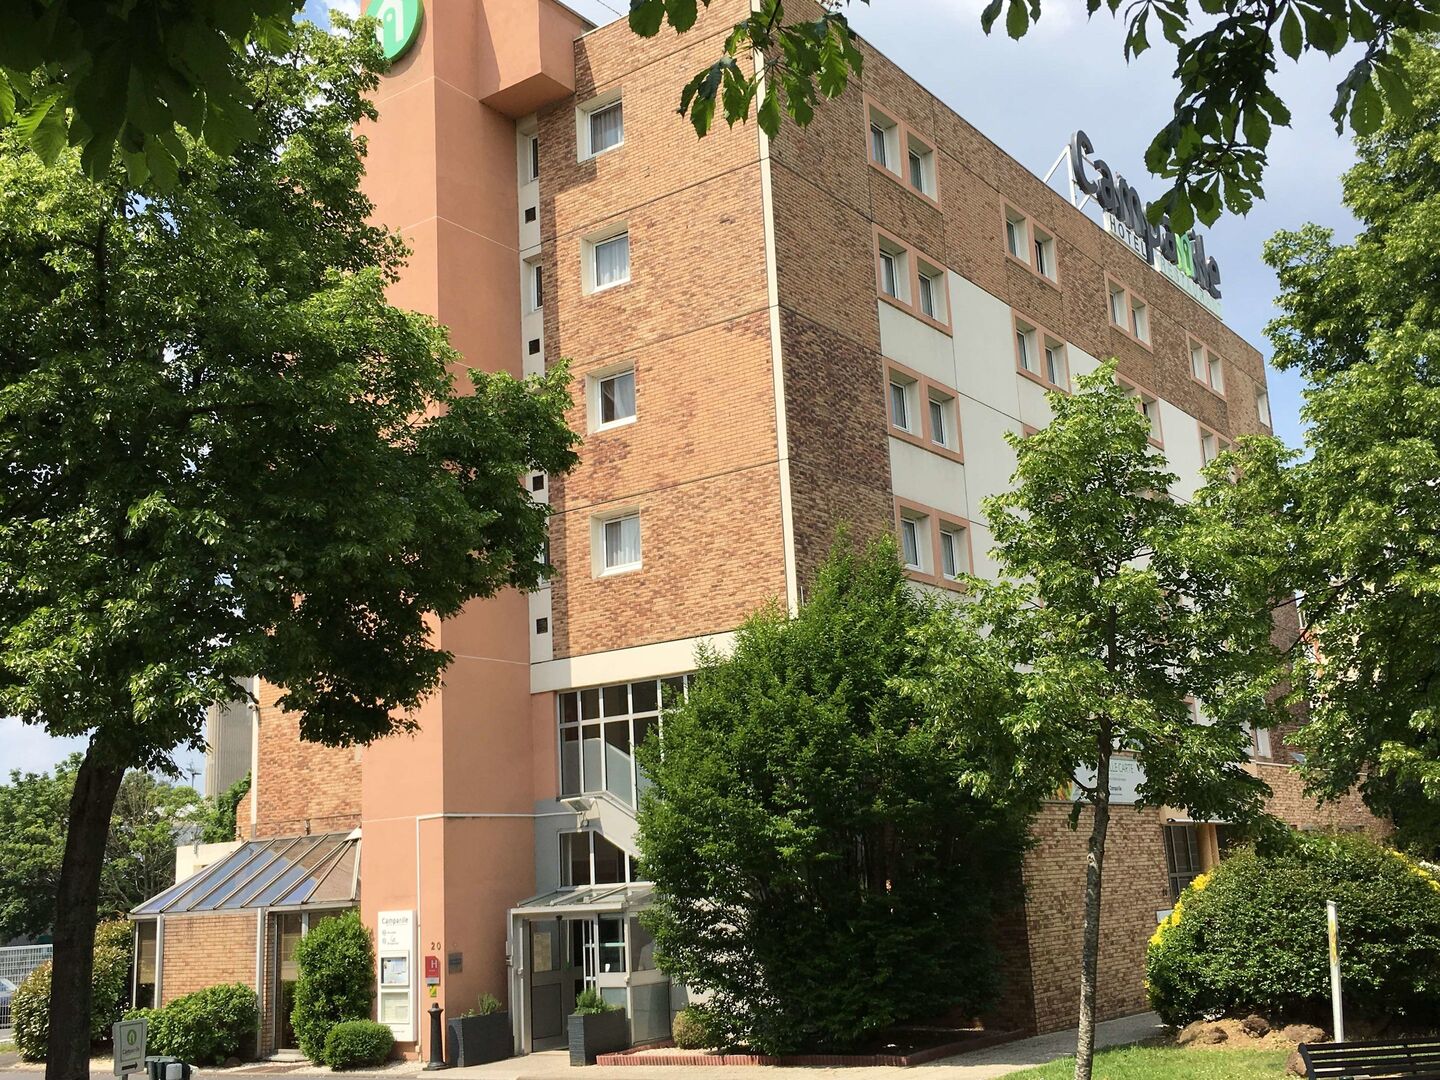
xmin=568 ymin=988 xmax=628 ymax=1065
xmin=446 ymin=993 xmax=512 ymax=1066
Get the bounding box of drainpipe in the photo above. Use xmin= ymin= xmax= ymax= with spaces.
xmin=155 ymin=915 xmax=165 ymax=1006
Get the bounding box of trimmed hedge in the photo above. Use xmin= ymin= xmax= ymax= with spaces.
xmin=12 ymin=919 xmax=135 ymax=1061
xmin=1147 ymin=830 xmax=1440 ymax=1027
xmin=322 ymin=1020 xmax=394 ymax=1069
xmin=671 ymin=1007 xmax=714 ymax=1050
xmin=291 ymin=910 xmax=374 ymax=1063
xmin=127 ymin=983 xmax=258 ymax=1064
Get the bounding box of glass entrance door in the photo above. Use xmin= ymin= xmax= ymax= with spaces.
xmin=527 ymin=919 xmax=570 ymax=1051
xmin=273 ymin=913 xmax=303 ymax=1051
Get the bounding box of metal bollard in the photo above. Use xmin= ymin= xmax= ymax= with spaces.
xmin=424 ymin=1002 xmax=449 ymax=1071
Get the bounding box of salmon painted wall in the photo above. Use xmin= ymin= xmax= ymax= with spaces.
xmin=357 ymin=0 xmax=588 ymax=1058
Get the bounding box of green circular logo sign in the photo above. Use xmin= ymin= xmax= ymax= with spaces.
xmin=364 ymin=0 xmax=423 ymax=62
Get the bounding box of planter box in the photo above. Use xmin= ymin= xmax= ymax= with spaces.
xmin=447 ymin=1012 xmax=512 ymax=1067
xmin=569 ymin=1010 xmax=629 ymax=1066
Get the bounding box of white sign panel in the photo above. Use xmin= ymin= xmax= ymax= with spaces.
xmin=376 ymin=909 xmax=415 ymax=1042
xmin=1070 ymin=756 xmax=1145 ymax=805
xmin=113 ymin=1018 xmax=147 ymax=1076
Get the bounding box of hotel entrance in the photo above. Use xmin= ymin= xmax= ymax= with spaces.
xmin=510 ymin=886 xmax=671 ymax=1053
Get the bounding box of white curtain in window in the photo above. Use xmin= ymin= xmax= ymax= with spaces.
xmin=940 ymin=531 xmax=958 ymax=578
xmin=900 ymin=519 xmax=920 ymax=567
xmin=594 ymin=234 xmax=629 ymax=289
xmin=590 ymin=102 xmax=624 ymax=154
xmin=601 ymin=371 xmax=636 ymax=423
xmin=605 ymin=514 xmax=641 ymax=568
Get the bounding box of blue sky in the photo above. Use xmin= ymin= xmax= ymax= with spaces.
xmin=2 ymin=0 xmax=1359 ymax=783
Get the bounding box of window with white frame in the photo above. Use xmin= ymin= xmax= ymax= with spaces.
xmin=1199 ymin=428 xmax=1230 ymax=466
xmin=1043 ymin=338 xmax=1066 ymax=388
xmin=588 ymin=231 xmax=629 ymax=292
xmin=1138 ymin=391 xmax=1162 ymax=443
xmin=928 ymin=389 xmax=957 ymax=451
xmin=593 ymin=368 xmax=636 ymax=429
xmin=868 ymin=106 xmax=899 ymax=172
xmin=1016 ymin=324 xmax=1039 ymax=377
xmin=598 ymin=511 xmax=641 ymax=573
xmin=1005 ymin=208 xmax=1028 ymax=261
xmin=1190 ymin=341 xmax=1207 ymax=382
xmin=938 ymin=524 xmax=967 ymax=580
xmin=1190 ymin=338 xmax=1225 ymax=394
xmin=584 ymin=98 xmax=624 ymax=158
xmin=899 ymin=514 xmax=926 ymax=571
xmin=889 ymin=374 xmax=917 ymax=434
xmin=917 ymin=267 xmax=944 ymax=320
xmin=877 ymin=239 xmax=907 ymax=302
xmin=528 ymin=134 xmax=540 ymax=181
xmin=529 ymin=260 xmax=543 ymax=310
xmin=1109 ymin=282 xmax=1128 ymax=328
xmin=1032 ymin=226 xmax=1056 ymax=281
xmin=1130 ymin=296 xmax=1150 ymax=343
xmin=558 ymin=675 xmax=689 ymax=808
xmin=906 ymin=133 xmax=936 ymax=197
xmin=561 ymin=830 xmax=637 ymax=886
xmin=1207 ymin=352 xmax=1225 ymax=393
xmin=1256 ymin=390 xmax=1272 ymax=428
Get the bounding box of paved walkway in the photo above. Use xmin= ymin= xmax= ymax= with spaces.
xmin=0 ymin=1012 xmax=1162 ymax=1080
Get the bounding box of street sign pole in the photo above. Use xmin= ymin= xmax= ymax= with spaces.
xmin=1327 ymin=900 xmax=1346 ymax=1043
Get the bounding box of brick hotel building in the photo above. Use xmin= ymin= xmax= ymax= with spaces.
xmin=130 ymin=0 xmax=1379 ymax=1061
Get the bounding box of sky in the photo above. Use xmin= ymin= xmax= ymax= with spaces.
xmin=1 ymin=0 xmax=1362 ymax=784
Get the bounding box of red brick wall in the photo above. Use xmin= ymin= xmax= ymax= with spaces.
xmin=160 ymin=913 xmax=257 ymax=1005
xmin=251 ymin=678 xmax=362 ymax=839
xmin=1259 ymin=763 xmax=1386 ymax=836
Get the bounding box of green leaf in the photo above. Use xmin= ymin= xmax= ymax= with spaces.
xmin=663 ymin=0 xmax=700 ymax=33
xmin=0 ymin=73 xmax=14 ymax=123
xmin=14 ymin=94 xmax=56 ymax=141
xmin=1005 ymin=0 xmax=1030 ymax=38
xmin=1279 ymin=8 xmax=1303 ymax=60
xmin=1242 ymin=106 xmax=1271 ymax=149
xmin=1350 ymin=79 xmax=1383 ymax=136
xmin=30 ymin=105 xmax=67 ymax=164
xmin=980 ymin=0 xmax=1004 ymax=33
xmin=757 ymin=85 xmax=781 ymax=137
xmin=143 ymin=134 xmax=179 ymax=192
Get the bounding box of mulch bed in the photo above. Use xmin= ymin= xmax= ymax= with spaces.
xmin=595 ymin=1026 xmax=1021 ymax=1067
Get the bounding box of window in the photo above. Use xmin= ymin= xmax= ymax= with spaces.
xmin=1164 ymin=824 xmax=1203 ymax=901
xmin=1005 ymin=208 xmax=1027 ymax=261
xmin=587 ymin=99 xmax=623 ymax=156
xmin=1032 ymin=227 xmax=1056 ymax=281
xmin=599 ymin=511 xmax=641 ymax=573
xmin=939 ymin=524 xmax=967 ymax=580
xmin=561 ymin=831 xmax=636 ymax=886
xmin=1043 ymin=341 xmax=1064 ymax=387
xmin=590 ymin=232 xmax=629 ymax=291
xmin=529 ymin=260 xmax=543 ymax=310
xmin=928 ymin=390 xmax=956 ymax=450
xmin=867 ymin=106 xmax=899 ymax=172
xmin=879 ymin=249 xmax=900 ymax=299
xmin=1199 ymin=426 xmax=1231 ymax=466
xmin=1121 ymin=381 xmax=1163 ymax=446
xmin=1109 ymin=283 xmax=1128 ymax=328
xmin=899 ymin=513 xmax=926 ymax=571
xmin=889 ymin=376 xmax=916 ymax=433
xmin=1015 ymin=315 xmax=1067 ymax=389
xmin=918 ymin=269 xmax=941 ymax=319
xmin=559 ymin=676 xmax=689 ymax=807
xmin=528 ymin=134 xmax=540 ymax=181
xmin=1256 ymin=390 xmax=1272 ymax=428
xmin=905 ymin=133 xmax=936 ymax=198
xmin=135 ymin=920 xmax=158 ymax=1009
xmin=1130 ymin=296 xmax=1149 ymax=343
xmin=596 ymin=369 xmax=636 ymax=428
xmin=1016 ymin=326 xmax=1037 ymax=376
xmin=1189 ymin=337 xmax=1226 ymax=394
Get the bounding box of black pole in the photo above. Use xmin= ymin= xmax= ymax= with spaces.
xmin=424 ymin=1002 xmax=449 ymax=1070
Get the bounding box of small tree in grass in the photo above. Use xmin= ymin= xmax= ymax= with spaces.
xmin=929 ymin=362 xmax=1288 ymax=1080
xmin=635 ymin=537 xmax=1030 ymax=1055
xmin=292 ymin=910 xmax=375 ymax=1063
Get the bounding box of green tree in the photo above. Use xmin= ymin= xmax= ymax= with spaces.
xmin=636 ymin=538 xmax=1030 ymax=1055
xmin=931 ymin=363 xmax=1286 ymax=1080
xmin=629 ymin=0 xmax=1440 ymax=229
xmin=1 ymin=0 xmax=301 ymax=187
xmin=0 ymin=15 xmax=578 ymax=1080
xmin=1250 ymin=34 xmax=1440 ymax=857
xmin=0 ymin=759 xmax=200 ymax=940
xmin=291 ymin=910 xmax=374 ymax=1063
xmin=197 ymin=773 xmax=251 ymax=845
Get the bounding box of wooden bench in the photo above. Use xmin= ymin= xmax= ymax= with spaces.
xmin=1301 ymin=1038 xmax=1440 ymax=1080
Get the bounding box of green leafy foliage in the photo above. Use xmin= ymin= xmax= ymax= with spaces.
xmin=10 ymin=920 xmax=134 ymax=1061
xmin=291 ymin=910 xmax=375 ymax=1063
xmin=131 ymin=983 xmax=259 ymax=1064
xmin=0 ymin=0 xmax=304 ymax=189
xmin=1241 ymin=35 xmax=1440 ymax=856
xmin=631 ymin=0 xmax=1440 ymax=228
xmin=475 ymin=992 xmax=504 ymax=1016
xmin=939 ymin=363 xmax=1289 ymax=1080
xmin=671 ymin=1007 xmax=716 ymax=1050
xmin=1146 ymin=832 xmax=1440 ymax=1026
xmin=0 ymin=759 xmax=202 ymax=940
xmin=197 ymin=773 xmax=251 ymax=844
xmin=322 ymin=1020 xmax=395 ymax=1069
xmin=636 ymin=537 xmax=1030 ymax=1055
xmin=572 ymin=987 xmax=617 ymax=1016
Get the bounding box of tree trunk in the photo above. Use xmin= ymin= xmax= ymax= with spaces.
xmin=1073 ymin=740 xmax=1112 ymax=1080
xmin=45 ymin=744 xmax=125 ymax=1080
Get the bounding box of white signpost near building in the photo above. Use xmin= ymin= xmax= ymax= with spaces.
xmin=113 ymin=1018 xmax=147 ymax=1077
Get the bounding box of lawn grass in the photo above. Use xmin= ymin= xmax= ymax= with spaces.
xmin=1006 ymin=1044 xmax=1291 ymax=1079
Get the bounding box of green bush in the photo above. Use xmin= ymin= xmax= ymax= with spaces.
xmin=475 ymin=993 xmax=503 ymax=1015
xmin=572 ymin=987 xmax=615 ymax=1016
xmin=1147 ymin=830 xmax=1440 ymax=1027
xmin=134 ymin=983 xmax=257 ymax=1064
xmin=322 ymin=1020 xmax=394 ymax=1069
xmin=291 ymin=910 xmax=374 ymax=1062
xmin=12 ymin=919 xmax=136 ymax=1060
xmin=671 ymin=1007 xmax=714 ymax=1050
